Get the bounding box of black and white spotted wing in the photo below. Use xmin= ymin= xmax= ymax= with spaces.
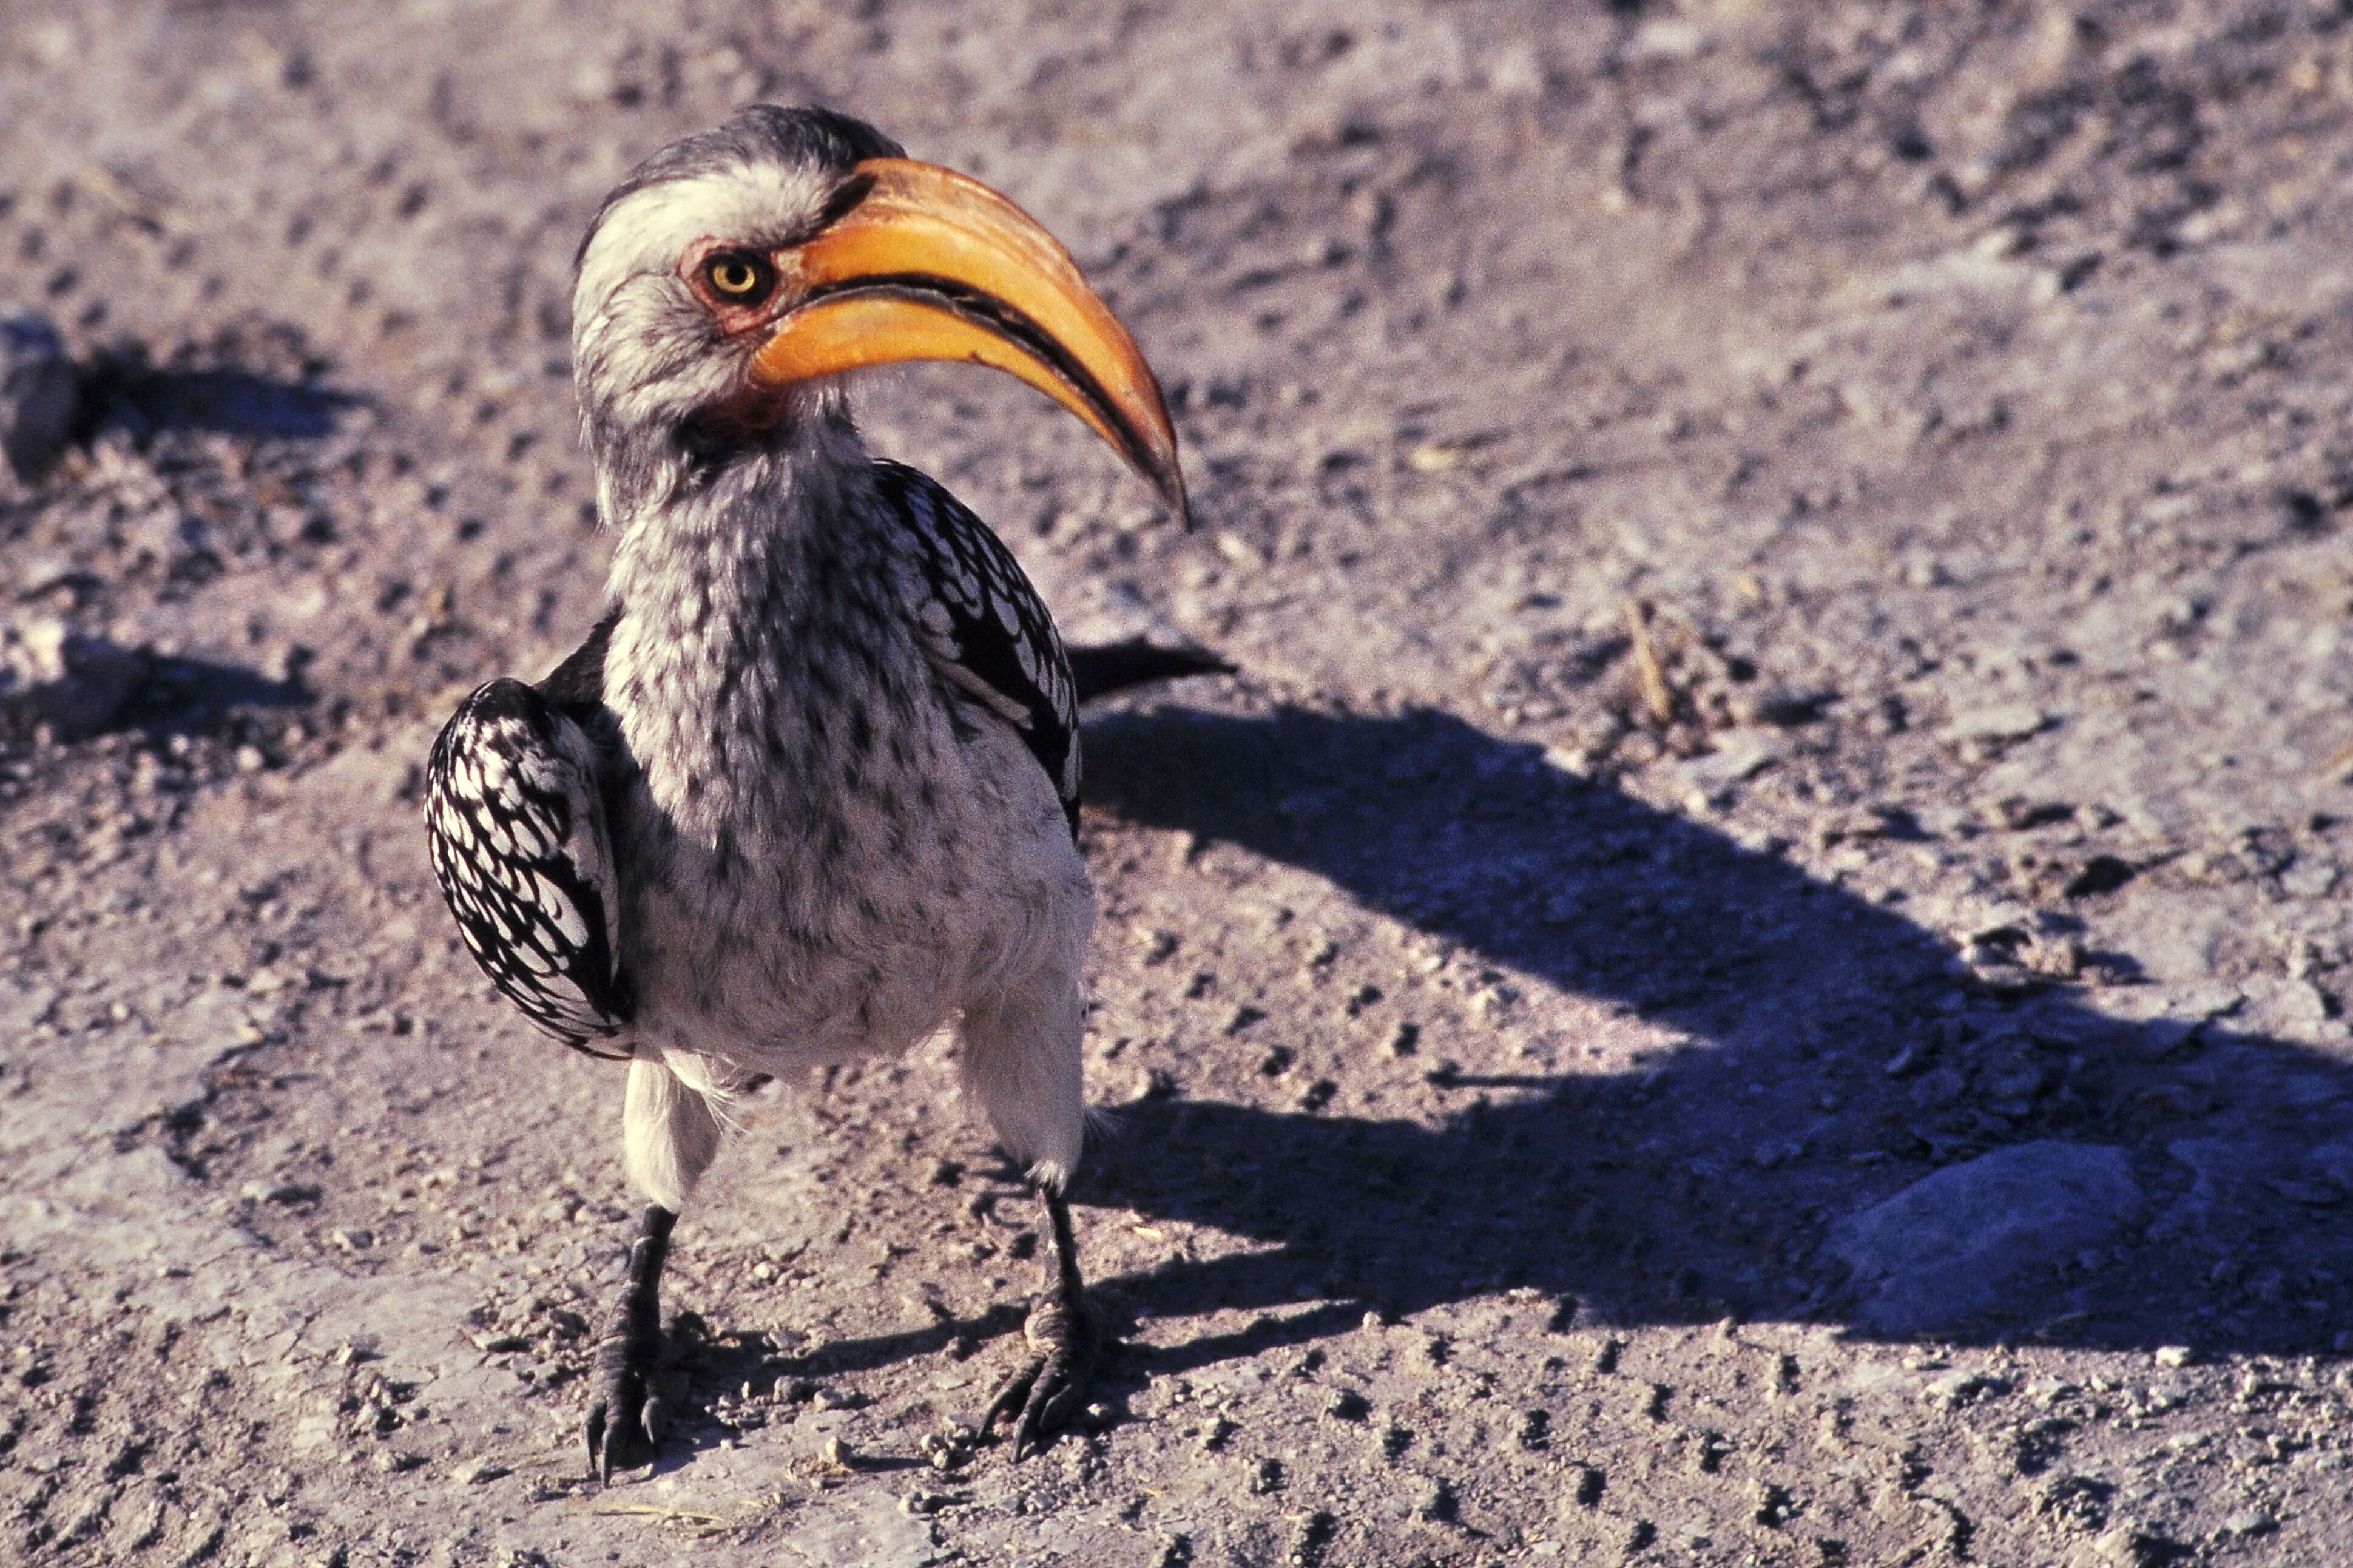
xmin=424 ymin=678 xmax=632 ymax=1056
xmin=873 ymin=459 xmax=1082 ymax=838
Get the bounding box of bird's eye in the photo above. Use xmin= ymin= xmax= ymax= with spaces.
xmin=703 ymin=252 xmax=774 ymax=303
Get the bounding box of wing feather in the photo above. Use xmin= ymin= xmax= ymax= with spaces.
xmin=424 ymin=678 xmax=632 ymax=1055
xmin=873 ymin=459 xmax=1082 ymax=837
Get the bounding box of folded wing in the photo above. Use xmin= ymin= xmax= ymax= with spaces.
xmin=424 ymin=677 xmax=632 ymax=1055
xmin=874 ymin=459 xmax=1082 ymax=838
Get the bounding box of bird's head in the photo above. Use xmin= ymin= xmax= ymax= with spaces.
xmin=573 ymin=104 xmax=1185 ymax=527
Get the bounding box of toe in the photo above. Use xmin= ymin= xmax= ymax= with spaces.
xmin=1010 ymin=1357 xmax=1084 ymax=1461
xmin=984 ymin=1291 xmax=1098 ymax=1458
xmin=585 ymin=1352 xmax=663 ymax=1481
xmin=981 ymin=1359 xmax=1041 ymax=1443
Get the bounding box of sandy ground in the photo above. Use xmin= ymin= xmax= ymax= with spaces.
xmin=8 ymin=2 xmax=2353 ymax=1564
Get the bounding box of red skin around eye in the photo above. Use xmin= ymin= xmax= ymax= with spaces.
xmin=672 ymin=237 xmax=805 ymax=436
xmin=677 ymin=237 xmax=789 ymax=333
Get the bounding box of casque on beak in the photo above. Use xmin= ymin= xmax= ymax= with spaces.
xmin=747 ymin=157 xmax=1189 ymax=527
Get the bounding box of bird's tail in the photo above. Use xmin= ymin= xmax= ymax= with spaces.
xmin=1065 ymin=638 xmax=1234 ymax=704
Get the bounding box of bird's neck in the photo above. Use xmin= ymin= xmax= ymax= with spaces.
xmin=605 ymin=427 xmax=872 ymax=610
xmin=599 ymin=427 xmax=905 ymax=831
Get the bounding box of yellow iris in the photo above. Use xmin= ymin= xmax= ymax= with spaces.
xmin=707 ymin=255 xmax=762 ymax=297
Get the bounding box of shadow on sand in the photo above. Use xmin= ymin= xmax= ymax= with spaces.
xmin=89 ymin=362 xmax=361 ymax=442
xmin=1035 ymin=703 xmax=2353 ymax=1372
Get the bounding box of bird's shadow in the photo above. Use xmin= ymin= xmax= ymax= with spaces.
xmin=1031 ymin=702 xmax=2353 ymax=1370
xmin=121 ymin=652 xmax=308 ymax=735
xmin=0 ymin=640 xmax=304 ymax=749
xmin=83 ymin=356 xmax=361 ymax=442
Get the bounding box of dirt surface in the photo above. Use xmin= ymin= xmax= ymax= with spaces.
xmin=9 ymin=2 xmax=2353 ymax=1564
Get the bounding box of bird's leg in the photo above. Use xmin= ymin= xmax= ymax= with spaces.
xmin=981 ymin=1177 xmax=1095 ymax=1460
xmin=586 ymin=1203 xmax=675 ymax=1481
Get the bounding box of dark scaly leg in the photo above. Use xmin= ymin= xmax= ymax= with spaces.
xmin=586 ymin=1203 xmax=675 ymax=1481
xmin=981 ymin=1178 xmax=1095 ymax=1459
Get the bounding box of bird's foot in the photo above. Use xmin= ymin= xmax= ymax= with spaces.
xmin=585 ymin=1322 xmax=669 ymax=1481
xmin=981 ymin=1286 xmax=1094 ymax=1461
xmin=585 ymin=1205 xmax=678 ymax=1483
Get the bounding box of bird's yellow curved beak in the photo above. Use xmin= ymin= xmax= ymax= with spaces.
xmin=748 ymin=158 xmax=1188 ymax=526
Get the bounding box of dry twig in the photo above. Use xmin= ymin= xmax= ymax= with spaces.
xmin=1623 ymin=597 xmax=1676 ymax=725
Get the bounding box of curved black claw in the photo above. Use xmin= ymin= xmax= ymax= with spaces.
xmin=981 ymin=1289 xmax=1095 ymax=1461
xmin=585 ymin=1326 xmax=668 ymax=1482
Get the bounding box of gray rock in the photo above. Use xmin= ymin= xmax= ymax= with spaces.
xmin=2095 ymin=1524 xmax=2175 ymax=1566
xmin=1942 ymin=703 xmax=2048 ymax=743
xmin=1831 ymin=1141 xmax=2143 ymax=1333
xmin=1675 ymin=731 xmax=1786 ymax=798
xmin=0 ymin=617 xmax=144 ymax=740
xmin=0 ymin=313 xmax=79 ymax=492
xmin=1921 ymin=1369 xmax=2006 ymax=1407
xmin=2301 ymin=1140 xmax=2353 ymax=1194
xmin=2150 ymin=1137 xmax=2278 ymax=1245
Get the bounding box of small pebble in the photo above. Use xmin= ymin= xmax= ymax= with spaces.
xmin=0 ymin=313 xmax=79 ymax=490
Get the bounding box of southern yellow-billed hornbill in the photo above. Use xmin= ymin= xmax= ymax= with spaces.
xmin=422 ymin=106 xmax=1210 ymax=1477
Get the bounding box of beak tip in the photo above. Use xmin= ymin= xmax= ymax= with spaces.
xmin=1156 ymin=469 xmax=1192 ymax=532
